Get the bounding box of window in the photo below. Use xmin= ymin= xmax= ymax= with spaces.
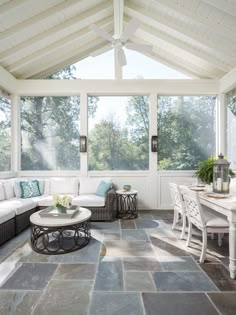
xmin=0 ymin=95 xmax=11 ymax=171
xmin=21 ymin=96 xmax=80 ymax=170
xmin=123 ymin=49 xmax=191 ymax=79
xmin=88 ymin=96 xmax=149 ymax=170
xmin=157 ymin=96 xmax=216 ymax=170
xmin=227 ymin=88 xmax=236 ymax=169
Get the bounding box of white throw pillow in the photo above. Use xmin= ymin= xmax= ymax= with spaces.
xmin=3 ymin=181 xmax=15 ymax=199
xmin=0 ymin=182 xmax=5 ymax=201
xmin=79 ymin=177 xmax=112 ymax=194
xmin=50 ymin=178 xmax=79 ymax=195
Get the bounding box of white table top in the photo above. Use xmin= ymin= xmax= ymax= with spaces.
xmin=30 ymin=207 xmax=91 ymax=227
xmin=116 ymin=189 xmax=138 ymax=195
xmin=200 ymin=192 xmax=236 ymax=211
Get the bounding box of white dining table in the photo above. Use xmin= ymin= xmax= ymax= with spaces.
xmin=199 ymin=192 xmax=236 ymax=279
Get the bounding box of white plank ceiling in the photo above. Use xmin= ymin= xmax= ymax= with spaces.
xmin=0 ymin=0 xmax=235 ymax=79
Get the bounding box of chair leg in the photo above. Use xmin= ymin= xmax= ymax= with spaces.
xmin=186 ymin=222 xmax=192 ymax=247
xmin=199 ymin=229 xmax=207 ymax=263
xmin=172 ymin=210 xmax=178 ymax=230
xmin=180 ymin=212 xmax=186 ymax=240
xmin=218 ymin=233 xmax=224 ymax=247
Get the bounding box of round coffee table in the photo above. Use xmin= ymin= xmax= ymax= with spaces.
xmin=116 ymin=190 xmax=138 ymax=219
xmin=30 ymin=207 xmax=91 ymax=255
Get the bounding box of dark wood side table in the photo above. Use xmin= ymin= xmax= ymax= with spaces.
xmin=116 ymin=190 xmax=138 ymax=219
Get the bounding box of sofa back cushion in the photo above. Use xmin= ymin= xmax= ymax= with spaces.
xmin=3 ymin=181 xmax=15 ymax=199
xmin=0 ymin=182 xmax=5 ymax=201
xmin=50 ymin=178 xmax=79 ymax=195
xmin=80 ymin=177 xmax=112 ymax=194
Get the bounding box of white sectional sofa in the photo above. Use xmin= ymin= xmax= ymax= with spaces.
xmin=0 ymin=177 xmax=117 ymax=245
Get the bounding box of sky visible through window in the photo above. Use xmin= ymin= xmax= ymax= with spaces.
xmin=75 ymin=49 xmax=191 ymax=80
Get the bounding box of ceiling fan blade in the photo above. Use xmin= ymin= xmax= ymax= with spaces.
xmin=117 ymin=47 xmax=127 ymax=66
xmin=90 ymin=24 xmax=113 ymax=42
xmin=126 ymin=43 xmax=153 ymax=54
xmin=122 ymin=18 xmax=140 ymax=39
xmin=90 ymin=46 xmax=112 ymax=57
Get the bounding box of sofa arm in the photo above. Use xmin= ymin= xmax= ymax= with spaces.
xmin=105 ymin=187 xmax=117 ymax=218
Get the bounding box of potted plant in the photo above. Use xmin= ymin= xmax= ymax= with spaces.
xmin=195 ymin=156 xmax=235 ymax=185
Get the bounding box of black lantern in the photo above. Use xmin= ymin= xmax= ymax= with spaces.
xmin=80 ymin=136 xmax=87 ymax=152
xmin=213 ymin=154 xmax=230 ymax=194
xmin=151 ymin=136 xmax=158 ymax=152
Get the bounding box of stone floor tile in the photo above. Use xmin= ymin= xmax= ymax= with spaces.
xmin=138 ymin=213 xmax=154 ymax=219
xmin=146 ymin=228 xmax=177 ymax=239
xmin=103 ymin=230 xmax=121 ymax=241
xmin=32 ymin=280 xmax=92 ymax=315
xmin=101 ymin=240 xmax=155 ymax=257
xmin=0 ymin=242 xmax=20 ymax=257
xmin=207 ymin=292 xmax=236 ymax=315
xmin=61 ymin=238 xmax=101 ymax=263
xmin=123 ymin=257 xmax=162 ymax=272
xmin=135 ymin=219 xmax=167 ymax=229
xmin=53 ymin=263 xmax=96 ymax=280
xmin=150 ymin=236 xmax=189 ymax=256
xmin=152 ymin=271 xmax=218 ymax=292
xmin=158 ymin=256 xmax=201 ymax=272
xmin=94 ymin=257 xmax=123 ymax=291
xmin=124 ymin=271 xmax=156 ymax=291
xmin=121 ymin=230 xmax=149 ymax=241
xmin=120 ymin=220 xmax=136 ymax=230
xmin=200 ymin=263 xmax=236 ymax=291
xmin=91 ymin=221 xmax=120 ymax=231
xmin=0 ymin=263 xmax=58 ymax=290
xmin=0 ymin=290 xmax=41 ymax=315
xmin=142 ymin=292 xmax=219 ymax=315
xmin=89 ymin=292 xmax=144 ymax=315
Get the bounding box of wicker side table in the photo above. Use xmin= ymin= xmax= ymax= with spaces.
xmin=116 ymin=190 xmax=138 ymax=219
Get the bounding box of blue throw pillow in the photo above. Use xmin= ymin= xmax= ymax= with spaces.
xmin=96 ymin=180 xmax=112 ymax=197
xmin=20 ymin=180 xmax=41 ymax=198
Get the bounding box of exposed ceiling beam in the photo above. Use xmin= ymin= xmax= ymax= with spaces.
xmin=125 ymin=1 xmax=236 ymax=58
xmin=113 ymin=0 xmax=124 ymax=36
xmin=0 ymin=65 xmax=17 ymax=93
xmin=16 ymin=34 xmax=112 ymax=79
xmin=202 ymin=0 xmax=236 ymax=18
xmin=8 ymin=17 xmax=112 ymax=73
xmin=0 ymin=0 xmax=111 ymax=62
xmin=151 ymin=0 xmax=236 ymax=42
xmin=0 ymin=0 xmax=81 ymax=42
xmin=124 ymin=16 xmax=231 ymax=73
xmin=24 ymin=40 xmax=110 ymax=80
xmin=0 ymin=0 xmax=30 ymax=17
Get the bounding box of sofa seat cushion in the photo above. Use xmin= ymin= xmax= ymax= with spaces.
xmin=72 ymin=194 xmax=105 ymax=207
xmin=0 ymin=198 xmax=36 ymax=215
xmin=37 ymin=194 xmax=75 ymax=207
xmin=0 ymin=208 xmax=15 ymax=224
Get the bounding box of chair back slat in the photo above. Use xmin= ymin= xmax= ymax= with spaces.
xmin=169 ymin=182 xmax=185 ymax=214
xmin=182 ymin=188 xmax=205 ymax=229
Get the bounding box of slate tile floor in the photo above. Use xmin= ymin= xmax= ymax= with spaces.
xmin=0 ymin=210 xmax=235 ymax=314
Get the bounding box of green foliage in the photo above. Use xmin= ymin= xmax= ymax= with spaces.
xmin=195 ymin=156 xmax=235 ymax=184
xmin=88 ymin=96 xmax=149 ymax=171
xmin=0 ymin=96 xmax=11 ymax=171
xmin=195 ymin=157 xmax=216 ymax=184
xmin=157 ymin=96 xmax=216 ymax=170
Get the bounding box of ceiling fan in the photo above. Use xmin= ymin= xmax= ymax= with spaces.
xmin=90 ymin=19 xmax=153 ymax=66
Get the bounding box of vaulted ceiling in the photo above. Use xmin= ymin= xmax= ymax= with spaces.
xmin=0 ymin=0 xmax=235 ymax=80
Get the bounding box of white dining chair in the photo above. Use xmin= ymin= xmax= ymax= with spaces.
xmin=182 ymin=187 xmax=229 ymax=263
xmin=169 ymin=182 xmax=187 ymax=240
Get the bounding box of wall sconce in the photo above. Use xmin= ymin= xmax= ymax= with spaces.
xmin=80 ymin=136 xmax=87 ymax=152
xmin=151 ymin=136 xmax=158 ymax=152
